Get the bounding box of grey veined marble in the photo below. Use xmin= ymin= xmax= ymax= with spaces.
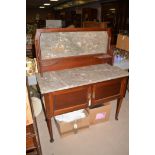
xmin=36 ymin=64 xmax=129 ymax=94
xmin=40 ymin=31 xmax=108 ymax=59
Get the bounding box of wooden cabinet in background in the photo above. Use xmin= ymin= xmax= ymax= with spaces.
xmin=82 ymin=8 xmax=97 ymax=21
xmin=26 ymin=86 xmax=42 ymax=155
xmin=83 ymin=21 xmax=108 ymax=28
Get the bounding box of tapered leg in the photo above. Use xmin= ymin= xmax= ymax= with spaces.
xmin=46 ymin=118 xmax=54 ymax=142
xmin=40 ymin=95 xmax=48 ymax=121
xmin=115 ymin=98 xmax=123 ymax=120
xmin=36 ymin=84 xmax=47 ymax=121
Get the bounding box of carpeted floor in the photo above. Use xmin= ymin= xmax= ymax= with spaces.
xmin=36 ymin=92 xmax=129 ymax=155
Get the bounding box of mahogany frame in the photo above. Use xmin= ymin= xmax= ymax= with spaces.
xmin=35 ymin=28 xmax=128 ymax=142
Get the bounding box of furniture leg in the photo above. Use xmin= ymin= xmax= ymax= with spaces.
xmin=115 ymin=98 xmax=123 ymax=120
xmin=40 ymin=95 xmax=48 ymax=122
xmin=36 ymin=83 xmax=47 ymax=121
xmin=127 ymin=79 xmax=129 ymax=92
xmin=46 ymin=118 xmax=54 ymax=142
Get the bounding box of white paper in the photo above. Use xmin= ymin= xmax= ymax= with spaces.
xmin=55 ymin=109 xmax=86 ymax=123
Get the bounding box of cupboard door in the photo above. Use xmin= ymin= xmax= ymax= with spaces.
xmin=53 ymin=86 xmax=91 ymax=115
xmin=92 ymin=79 xmax=122 ymax=105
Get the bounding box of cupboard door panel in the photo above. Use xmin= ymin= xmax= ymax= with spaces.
xmin=53 ymin=86 xmax=90 ymax=115
xmin=92 ymin=79 xmax=121 ymax=102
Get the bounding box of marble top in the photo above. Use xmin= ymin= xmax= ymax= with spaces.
xmin=40 ymin=31 xmax=108 ymax=59
xmin=36 ymin=64 xmax=128 ymax=94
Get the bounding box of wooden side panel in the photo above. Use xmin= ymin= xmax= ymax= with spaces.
xmin=26 ymin=135 xmax=37 ymax=151
xmin=120 ymin=77 xmax=128 ymax=97
xmin=26 ymin=124 xmax=34 ymax=135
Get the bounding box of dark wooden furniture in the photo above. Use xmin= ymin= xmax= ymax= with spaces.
xmin=26 ymin=86 xmax=42 ymax=155
xmin=35 ymin=28 xmax=128 ymax=142
xmin=41 ymin=76 xmax=128 ymax=142
xmin=83 ymin=21 xmax=108 ymax=28
xmin=101 ymin=0 xmax=129 ymax=44
xmin=82 ymin=8 xmax=98 ymax=21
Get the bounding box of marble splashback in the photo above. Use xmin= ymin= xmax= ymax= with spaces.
xmin=36 ymin=64 xmax=129 ymax=94
xmin=40 ymin=31 xmax=108 ymax=59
